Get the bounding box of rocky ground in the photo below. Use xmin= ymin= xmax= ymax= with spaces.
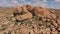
xmin=0 ymin=5 xmax=60 ymax=34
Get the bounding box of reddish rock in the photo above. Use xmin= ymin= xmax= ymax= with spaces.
xmin=32 ymin=6 xmax=56 ymax=19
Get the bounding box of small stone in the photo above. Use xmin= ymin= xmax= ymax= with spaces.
xmin=42 ymin=18 xmax=46 ymax=22
xmin=58 ymin=26 xmax=60 ymax=32
xmin=52 ymin=21 xmax=58 ymax=27
xmin=47 ymin=19 xmax=50 ymax=22
xmin=11 ymin=18 xmax=16 ymax=21
xmin=50 ymin=10 xmax=56 ymax=13
xmin=52 ymin=28 xmax=56 ymax=31
xmin=11 ymin=31 xmax=15 ymax=34
xmin=57 ymin=20 xmax=60 ymax=26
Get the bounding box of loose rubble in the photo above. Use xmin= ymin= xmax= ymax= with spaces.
xmin=0 ymin=5 xmax=60 ymax=34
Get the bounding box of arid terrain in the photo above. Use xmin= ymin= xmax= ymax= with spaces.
xmin=0 ymin=5 xmax=60 ymax=34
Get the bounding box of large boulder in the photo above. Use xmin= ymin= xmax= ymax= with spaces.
xmin=12 ymin=5 xmax=22 ymax=16
xmin=32 ymin=6 xmax=56 ymax=19
xmin=15 ymin=5 xmax=33 ymax=21
xmin=16 ymin=12 xmax=32 ymax=21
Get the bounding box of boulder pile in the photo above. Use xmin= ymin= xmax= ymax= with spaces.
xmin=0 ymin=5 xmax=60 ymax=34
xmin=12 ymin=5 xmax=57 ymax=21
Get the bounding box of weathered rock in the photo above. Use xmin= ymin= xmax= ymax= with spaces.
xmin=52 ymin=21 xmax=58 ymax=27
xmin=49 ymin=10 xmax=56 ymax=13
xmin=15 ymin=6 xmax=33 ymax=21
xmin=32 ymin=6 xmax=56 ymax=19
xmin=57 ymin=16 xmax=60 ymax=26
xmin=0 ymin=5 xmax=60 ymax=34
xmin=11 ymin=31 xmax=15 ymax=34
xmin=13 ymin=4 xmax=22 ymax=14
xmin=50 ymin=13 xmax=56 ymax=19
xmin=23 ymin=5 xmax=33 ymax=11
xmin=12 ymin=5 xmax=33 ymax=21
xmin=58 ymin=26 xmax=60 ymax=32
xmin=51 ymin=28 xmax=56 ymax=31
xmin=16 ymin=13 xmax=32 ymax=21
xmin=45 ymin=28 xmax=50 ymax=34
xmin=57 ymin=20 xmax=60 ymax=26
